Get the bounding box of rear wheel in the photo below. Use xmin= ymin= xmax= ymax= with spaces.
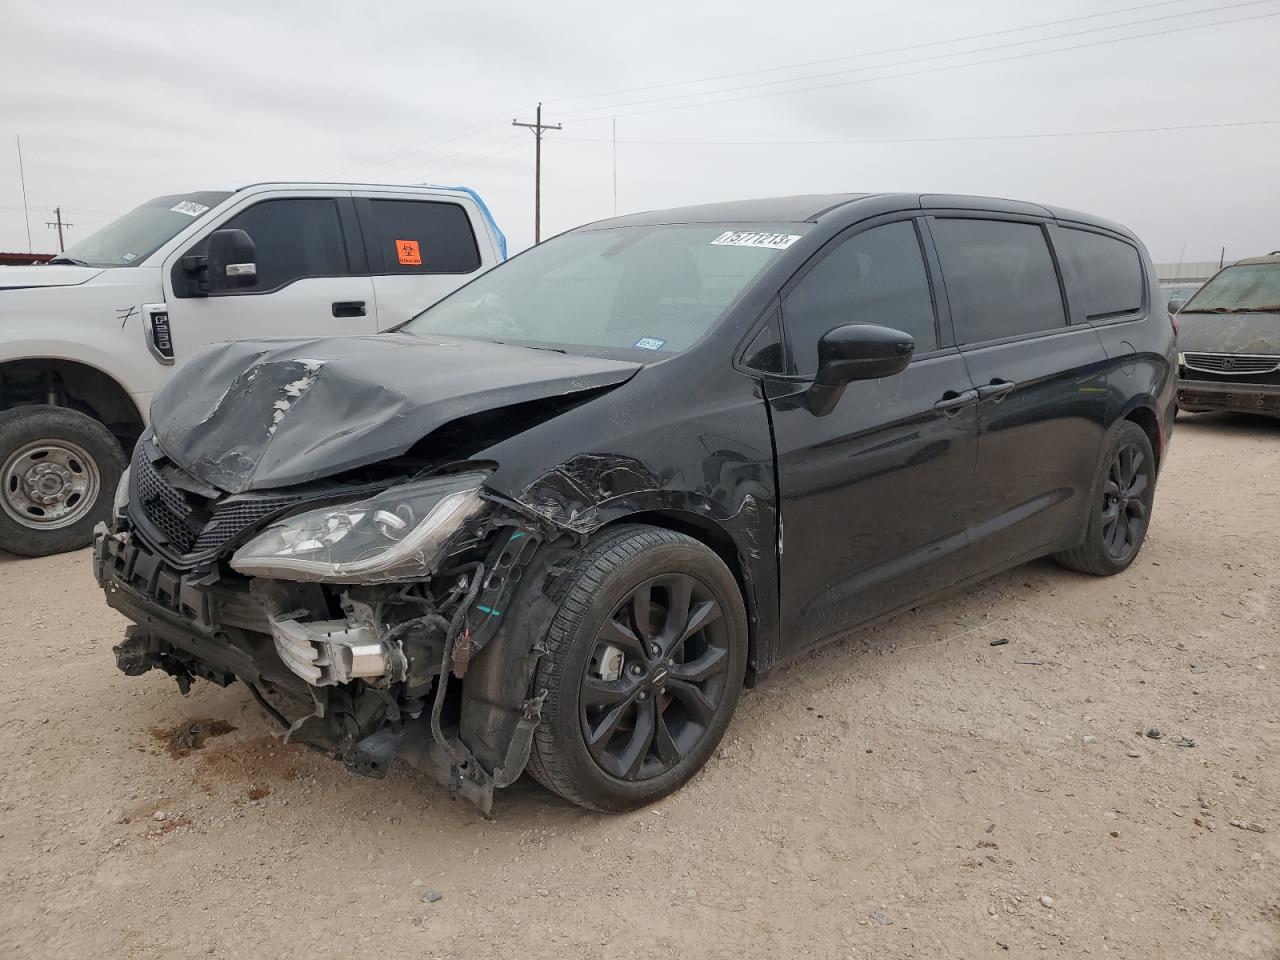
xmin=1054 ymin=420 xmax=1156 ymax=576
xmin=0 ymin=405 xmax=127 ymax=556
xmin=527 ymin=525 xmax=747 ymax=811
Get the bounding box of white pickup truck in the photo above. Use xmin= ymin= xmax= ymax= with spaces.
xmin=0 ymin=181 xmax=506 ymax=556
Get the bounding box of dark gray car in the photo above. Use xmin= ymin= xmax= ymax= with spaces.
xmin=1177 ymin=253 xmax=1280 ymax=417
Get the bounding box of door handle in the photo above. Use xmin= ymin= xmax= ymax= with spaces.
xmin=933 ymin=388 xmax=980 ymax=414
xmin=332 ymin=300 xmax=366 ymax=318
xmin=977 ymin=379 xmax=1017 ymax=402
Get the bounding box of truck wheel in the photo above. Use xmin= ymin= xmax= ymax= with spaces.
xmin=526 ymin=525 xmax=748 ymax=812
xmin=0 ymin=405 xmax=127 ymax=557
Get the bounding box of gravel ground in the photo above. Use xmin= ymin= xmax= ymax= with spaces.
xmin=0 ymin=413 xmax=1276 ymax=960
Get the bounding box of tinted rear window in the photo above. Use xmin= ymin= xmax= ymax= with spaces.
xmin=367 ymin=199 xmax=481 ymax=274
xmin=932 ymin=218 xmax=1066 ymax=343
xmin=1056 ymin=228 xmax=1144 ymax=319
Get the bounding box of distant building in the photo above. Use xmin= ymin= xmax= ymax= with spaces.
xmin=0 ymin=252 xmax=54 ymax=265
xmin=1153 ymin=261 xmax=1224 ymax=284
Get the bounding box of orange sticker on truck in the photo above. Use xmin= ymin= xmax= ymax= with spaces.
xmin=396 ymin=240 xmax=422 ymax=265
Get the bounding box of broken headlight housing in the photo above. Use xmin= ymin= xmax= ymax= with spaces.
xmin=229 ymin=472 xmax=486 ymax=583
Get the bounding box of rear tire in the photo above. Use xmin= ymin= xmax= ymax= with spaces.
xmin=1053 ymin=420 xmax=1156 ymax=576
xmin=527 ymin=524 xmax=747 ymax=812
xmin=0 ymin=405 xmax=127 ymax=557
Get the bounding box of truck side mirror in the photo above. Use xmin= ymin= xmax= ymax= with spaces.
xmin=806 ymin=323 xmax=915 ymax=416
xmin=204 ymin=228 xmax=258 ymax=293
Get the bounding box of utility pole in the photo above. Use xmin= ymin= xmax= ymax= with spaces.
xmin=45 ymin=206 xmax=72 ymax=252
xmin=512 ymin=102 xmax=561 ymax=244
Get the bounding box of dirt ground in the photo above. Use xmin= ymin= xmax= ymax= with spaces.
xmin=0 ymin=413 xmax=1276 ymax=960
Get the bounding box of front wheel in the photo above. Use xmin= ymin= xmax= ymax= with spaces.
xmin=0 ymin=405 xmax=127 ymax=557
xmin=1054 ymin=420 xmax=1157 ymax=576
xmin=527 ymin=525 xmax=748 ymax=811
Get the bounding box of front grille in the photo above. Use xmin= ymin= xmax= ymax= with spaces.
xmin=130 ymin=444 xmax=310 ymax=563
xmin=1182 ymin=352 xmax=1280 ymax=376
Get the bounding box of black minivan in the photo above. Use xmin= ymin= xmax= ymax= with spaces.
xmin=96 ymin=193 xmax=1176 ymax=812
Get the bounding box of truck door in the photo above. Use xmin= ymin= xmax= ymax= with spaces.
xmin=352 ymin=192 xmax=488 ymax=327
xmin=160 ymin=194 xmax=377 ymax=363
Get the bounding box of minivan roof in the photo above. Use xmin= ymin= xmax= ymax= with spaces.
xmin=594 ymin=193 xmax=1134 ymax=239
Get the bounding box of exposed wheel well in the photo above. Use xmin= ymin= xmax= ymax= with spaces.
xmin=0 ymin=359 xmax=143 ymax=450
xmin=1123 ymin=405 xmax=1161 ymax=471
xmin=602 ymin=510 xmax=761 ymax=685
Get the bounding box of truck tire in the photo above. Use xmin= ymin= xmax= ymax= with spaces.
xmin=0 ymin=405 xmax=127 ymax=557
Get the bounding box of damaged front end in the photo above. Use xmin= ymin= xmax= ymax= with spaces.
xmin=95 ymin=439 xmax=568 ymax=815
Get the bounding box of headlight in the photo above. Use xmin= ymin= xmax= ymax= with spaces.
xmin=230 ymin=472 xmax=486 ymax=583
xmin=112 ymin=466 xmax=131 ymax=519
xmin=1177 ymin=352 xmax=1185 ymax=367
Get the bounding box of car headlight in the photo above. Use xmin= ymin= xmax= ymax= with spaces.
xmin=1177 ymin=352 xmax=1185 ymax=367
xmin=230 ymin=472 xmax=487 ymax=583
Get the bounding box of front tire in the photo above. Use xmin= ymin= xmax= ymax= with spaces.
xmin=1053 ymin=420 xmax=1156 ymax=576
xmin=0 ymin=405 xmax=127 ymax=557
xmin=527 ymin=525 xmax=748 ymax=812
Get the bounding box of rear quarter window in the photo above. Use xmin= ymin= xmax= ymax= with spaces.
xmin=1055 ymin=227 xmax=1144 ymax=320
xmin=367 ymin=199 xmax=481 ymax=275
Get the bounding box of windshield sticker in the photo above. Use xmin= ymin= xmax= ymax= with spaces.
xmin=121 ymin=252 xmax=137 ymax=262
xmin=710 ymin=230 xmax=802 ymax=250
xmin=170 ymin=201 xmax=210 ymax=217
xmin=633 ymin=336 xmax=666 ymax=351
xmin=396 ymin=239 xmax=422 ymax=265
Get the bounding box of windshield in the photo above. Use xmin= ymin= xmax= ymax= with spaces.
xmin=403 ymin=222 xmax=807 ymax=359
xmin=1181 ymin=263 xmax=1280 ymax=313
xmin=54 ymin=191 xmax=230 ymax=267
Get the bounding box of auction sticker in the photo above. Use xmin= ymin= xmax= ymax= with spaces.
xmin=396 ymin=239 xmax=422 ymax=265
xmin=633 ymin=336 xmax=666 ymax=351
xmin=710 ymin=230 xmax=801 ymax=250
xmin=170 ymin=201 xmax=210 ymax=217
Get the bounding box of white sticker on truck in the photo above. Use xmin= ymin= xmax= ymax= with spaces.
xmin=710 ymin=230 xmax=802 ymax=250
xmin=170 ymin=201 xmax=210 ymax=217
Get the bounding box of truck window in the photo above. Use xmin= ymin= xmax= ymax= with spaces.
xmin=368 ymin=200 xmax=481 ymax=275
xmin=212 ymin=198 xmax=351 ymax=293
xmin=1055 ymin=228 xmax=1144 ymax=320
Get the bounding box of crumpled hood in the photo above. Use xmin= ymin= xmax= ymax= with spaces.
xmin=150 ymin=334 xmax=642 ymax=493
xmin=1178 ymin=312 xmax=1280 ymax=355
xmin=0 ymin=264 xmax=105 ymax=289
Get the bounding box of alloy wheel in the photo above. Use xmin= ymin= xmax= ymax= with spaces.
xmin=1100 ymin=441 xmax=1151 ymax=561
xmin=580 ymin=574 xmax=731 ymax=781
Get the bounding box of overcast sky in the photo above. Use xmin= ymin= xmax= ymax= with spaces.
xmin=1 ymin=0 xmax=1277 ymax=262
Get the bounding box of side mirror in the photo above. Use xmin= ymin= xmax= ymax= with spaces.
xmin=204 ymin=228 xmax=258 ymax=293
xmin=806 ymin=323 xmax=915 ymax=416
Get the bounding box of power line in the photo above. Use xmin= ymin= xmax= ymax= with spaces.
xmin=557 ymin=118 xmax=1280 ymax=147
xmin=565 ymin=8 xmax=1280 ymax=122
xmin=546 ymin=0 xmax=1197 ymax=106
xmin=320 ymin=106 xmax=528 ymax=181
xmin=513 ymin=103 xmax=562 ymax=244
xmin=371 ymin=132 xmax=527 ymax=181
xmin=557 ymin=1 xmax=1276 ymax=120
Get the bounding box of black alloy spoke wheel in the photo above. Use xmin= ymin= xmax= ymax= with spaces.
xmin=1100 ymin=441 xmax=1151 ymax=561
xmin=580 ymin=573 xmax=731 ymax=781
xmin=527 ymin=525 xmax=747 ymax=812
xmin=1054 ymin=420 xmax=1157 ymax=576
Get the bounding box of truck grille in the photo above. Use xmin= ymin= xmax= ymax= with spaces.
xmin=130 ymin=445 xmax=309 ymax=563
xmin=1182 ymin=352 xmax=1280 ymax=376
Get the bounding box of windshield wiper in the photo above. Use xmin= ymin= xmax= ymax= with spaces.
xmin=46 ymin=256 xmax=92 ymax=267
xmin=1181 ymin=305 xmax=1280 ymax=314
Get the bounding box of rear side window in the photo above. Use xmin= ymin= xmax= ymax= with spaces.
xmin=783 ymin=220 xmax=938 ymax=374
xmin=1055 ymin=227 xmax=1144 ymax=319
xmin=217 ymin=198 xmax=350 ymax=291
xmin=367 ymin=200 xmax=481 ymax=275
xmin=931 ymin=218 xmax=1066 ymax=343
